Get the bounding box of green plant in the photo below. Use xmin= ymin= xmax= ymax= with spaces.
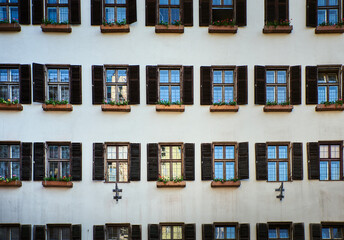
xmin=0 ymin=97 xmax=19 ymax=105
xmin=212 ymin=18 xmax=236 ymax=26
xmin=158 ymin=175 xmax=169 ymax=184
xmin=213 ymin=100 xmax=237 ymax=106
xmin=0 ymin=17 xmax=18 ymax=24
xmin=0 ymin=175 xmax=19 ymax=182
xmin=42 ymin=18 xmax=69 ymax=25
xmin=157 ymin=99 xmax=182 ymax=106
xmin=158 ymin=175 xmax=183 ymax=184
xmin=213 ymin=177 xmax=240 ymax=183
xmin=266 ymin=100 xmax=290 ymax=106
xmin=321 ymin=99 xmax=343 ymax=106
xmin=102 ymin=19 xmax=127 ymax=26
xmin=158 ymin=20 xmax=169 ymax=27
xmin=45 ymin=99 xmax=69 ymax=105
xmin=172 ymin=176 xmax=183 ymax=183
xmin=103 ymin=99 xmax=128 ymax=106
xmin=172 ymin=20 xmax=181 ymax=26
xmin=43 ymin=175 xmax=72 ymax=182
xmin=266 ymin=19 xmax=291 ymax=27
xmin=319 ymin=19 xmax=344 ymax=27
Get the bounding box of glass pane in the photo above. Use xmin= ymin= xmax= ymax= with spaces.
xmin=0 ymin=86 xmax=7 ymax=100
xmin=161 ymin=162 xmax=170 ymax=179
xmin=173 ymin=226 xmax=183 ymax=239
xmin=171 ymin=0 xmax=180 ymax=5
xmin=213 ymin=0 xmax=221 ymax=5
xmin=269 ymin=228 xmax=277 ymax=239
xmin=61 ymin=86 xmax=69 ymax=102
xmin=277 ymin=71 xmax=286 ymax=83
xmin=105 ymin=0 xmax=115 ymax=4
xmin=171 ymin=70 xmax=180 ymax=83
xmin=330 ymin=161 xmax=340 ymax=180
xmin=48 ymin=69 xmax=58 ymax=82
xmin=107 ymin=86 xmax=116 ymax=101
xmin=214 ymin=162 xmax=223 ymax=179
xmin=61 ymin=161 xmax=70 ymax=177
xmin=107 ymin=162 xmax=116 ymax=181
xmin=278 ymin=146 xmax=288 ymax=159
xmin=268 ymin=162 xmax=277 ymax=181
xmin=117 ymin=0 xmax=126 ymax=3
xmin=225 ymin=146 xmax=234 ymax=159
xmin=266 ymin=71 xmax=275 ymax=84
xmin=266 ymin=87 xmax=275 ymax=103
xmin=328 ymin=9 xmax=338 ymax=24
xmin=159 ymin=86 xmax=169 ymax=101
xmin=60 ymin=69 xmax=69 ymax=82
xmin=329 ymin=86 xmax=338 ymax=102
xmin=59 ymin=7 xmax=68 ymax=23
xmin=161 ymin=146 xmax=170 ymax=160
xmin=320 ymin=161 xmax=329 ymax=180
xmin=119 ymin=162 xmax=128 ymax=181
xmin=320 ymin=145 xmax=329 ymax=158
xmin=107 ymin=146 xmax=116 ymax=159
xmin=49 ymin=227 xmax=59 ymax=240
xmin=0 ymin=162 xmax=8 ymax=178
xmin=117 ymin=7 xmax=126 ymax=22
xmin=0 ymin=69 xmax=7 ymax=82
xmin=10 ymin=227 xmax=20 ymax=240
xmin=47 ymin=0 xmax=57 ymax=3
xmin=48 ymin=86 xmax=58 ymax=101
xmin=60 ymin=0 xmax=68 ymax=3
xmin=105 ymin=7 xmax=115 ymax=22
xmin=318 ymin=0 xmax=326 ymax=6
xmin=328 ymin=73 xmax=338 ymax=83
xmin=333 ymin=228 xmax=342 ymax=238
xmin=317 ymin=9 xmax=326 ymax=25
xmin=0 ymin=145 xmax=8 ymax=158
xmin=47 ymin=7 xmax=57 ymax=22
xmin=227 ymin=226 xmax=236 ymax=239
xmin=171 ymin=86 xmax=180 ymax=102
xmin=49 ymin=161 xmax=59 ymax=178
xmin=171 ymin=8 xmax=180 ymax=22
xmin=330 ymin=145 xmax=340 ymax=158
xmin=172 ymin=162 xmax=182 ymax=179
xmin=9 ymin=6 xmax=18 ymax=22
xmin=329 ymin=0 xmax=338 ymax=5
xmin=11 ymin=145 xmax=20 ymax=158
xmin=0 ymin=6 xmax=7 ymax=21
xmin=268 ymin=146 xmax=276 ymax=159
xmin=224 ymin=0 xmax=233 ymax=4
xmin=213 ymin=71 xmax=222 ymax=83
xmin=118 ymin=85 xmax=128 ymax=101
xmin=161 ymin=226 xmax=171 ymax=240
xmin=10 ymin=69 xmax=19 ymax=82
xmin=214 ymin=146 xmax=223 ymax=159
xmin=318 ymin=86 xmax=327 ymax=104
xmin=279 ymin=162 xmax=288 ymax=181
xmin=107 ymin=226 xmax=116 ymax=239
xmin=318 ymin=73 xmax=327 ymax=83
xmin=215 ymin=227 xmax=225 ymax=239
xmin=61 ymin=227 xmax=70 ymax=240
xmin=224 ymin=71 xmax=233 ymax=83
xmin=119 ymin=227 xmax=129 ymax=240
xmin=11 ymin=162 xmax=20 ymax=179
xmin=322 ymin=228 xmax=331 ymax=239
xmin=159 ymin=8 xmax=169 ymax=23
xmin=118 ymin=70 xmax=127 ymax=82
xmin=280 ymin=229 xmax=289 ymax=238
xmin=160 ymin=70 xmax=169 ymax=83
xmin=213 ymin=87 xmax=223 ymax=103
xmin=171 ymin=146 xmax=181 ymax=159
xmin=49 ymin=146 xmax=59 ymax=159
xmin=160 ymin=0 xmax=168 ymax=5
xmin=224 ymin=86 xmax=234 ymax=102
xmin=118 ymin=146 xmax=128 ymax=159
xmin=226 ymin=162 xmax=235 ymax=180
xmin=106 ymin=70 xmax=116 ymax=82
xmin=11 ymin=86 xmax=19 ymax=101
xmin=277 ymin=87 xmax=287 ymax=103
xmin=61 ymin=146 xmax=70 ymax=159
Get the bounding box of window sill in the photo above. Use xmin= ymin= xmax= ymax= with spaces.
xmin=263 ymin=105 xmax=293 ymax=112
xmin=211 ymin=181 xmax=241 ymax=188
xmin=262 ymin=25 xmax=293 ymax=34
xmin=315 ymin=25 xmax=344 ymax=34
xmin=0 ymin=23 xmax=21 ymax=32
xmin=100 ymin=24 xmax=130 ymax=33
xmin=156 ymin=104 xmax=185 ymax=112
xmin=208 ymin=25 xmax=238 ymax=33
xmin=0 ymin=103 xmax=23 ymax=111
xmin=41 ymin=24 xmax=72 ymax=33
xmin=42 ymin=104 xmax=73 ymax=112
xmin=315 ymin=104 xmax=344 ymax=111
xmin=156 ymin=181 xmax=186 ymax=188
xmin=101 ymin=104 xmax=131 ymax=112
xmin=42 ymin=181 xmax=73 ymax=188
xmin=155 ymin=24 xmax=184 ymax=33
xmin=210 ymin=105 xmax=239 ymax=112
xmin=0 ymin=180 xmax=22 ymax=187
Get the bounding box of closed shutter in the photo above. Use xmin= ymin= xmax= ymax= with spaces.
xmin=255 ymin=66 xmax=266 ymax=105
xmin=238 ymin=142 xmax=249 ymax=180
xmin=307 ymin=142 xmax=319 ymax=180
xmin=236 ymin=0 xmax=247 ymax=26
xmin=70 ymin=0 xmax=81 ymax=24
xmin=148 ymin=224 xmax=159 ymax=240
xmin=293 ymin=223 xmax=305 ymax=240
xmin=34 ymin=142 xmax=45 ymax=181
xmin=239 ymin=224 xmax=250 ymax=240
xmin=183 ymin=66 xmax=194 ymax=105
xmin=146 ymin=0 xmax=157 ymax=26
xmin=147 ymin=143 xmax=159 ymax=181
xmin=266 ymin=0 xmax=276 ymax=22
xmin=33 ymin=63 xmax=45 ymax=103
xmin=72 ymin=225 xmax=82 ymax=240
xmin=34 ymin=225 xmax=45 ymax=240
xmin=91 ymin=0 xmax=102 ymax=25
xmin=129 ymin=143 xmax=141 ymax=181
xmin=278 ymin=0 xmax=287 ymax=21
xmin=256 ymin=224 xmax=268 ymax=240
xmin=19 ymin=64 xmax=31 ymax=104
xmin=71 ymin=143 xmax=82 ymax=181
xmin=199 ymin=0 xmax=210 ymax=26
xmin=21 ymin=225 xmax=31 ymax=240
xmin=21 ymin=142 xmax=32 ymax=181
xmin=132 ymin=225 xmax=141 ymax=240
xmin=128 ymin=0 xmax=137 ymax=24
xmin=342 ymin=66 xmax=344 ymax=99
xmin=70 ymin=65 xmax=82 ymax=104
xmin=306 ymin=0 xmax=317 ymax=27
xmin=290 ymin=66 xmax=302 ymax=105
xmin=202 ymin=224 xmax=213 ymax=240
xmin=201 ymin=143 xmax=212 ymax=180
xmin=19 ymin=0 xmax=30 ymax=24
xmin=92 ymin=65 xmax=104 ymax=104
xmin=184 ymin=143 xmax=195 ymax=181
xmin=93 ymin=143 xmax=104 ymax=181
xmin=237 ymin=66 xmax=248 ymax=105
xmin=292 ymin=143 xmax=303 ymax=180
xmin=185 ymin=224 xmax=196 ymax=240
xmin=146 ymin=66 xmax=158 ymax=104
xmin=32 ymin=0 xmax=43 ymax=25
xmin=310 ymin=224 xmax=321 ymax=240
xmin=200 ymin=66 xmax=212 ymax=105
xmin=183 ymin=0 xmax=193 ymax=26
xmin=93 ymin=225 xmax=105 ymax=240
xmin=306 ymin=66 xmax=318 ymax=104
xmin=255 ymin=143 xmax=267 ymax=180
xmin=128 ymin=65 xmax=140 ymax=105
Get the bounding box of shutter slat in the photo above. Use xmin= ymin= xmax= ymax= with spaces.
xmin=93 ymin=143 xmax=104 ymax=180
xmin=183 ymin=0 xmax=193 ymax=26
xmin=201 ymin=143 xmax=212 ymax=180
xmin=128 ymin=0 xmax=137 ymax=24
xmin=236 ymin=0 xmax=247 ymax=26
xmin=306 ymin=0 xmax=317 ymax=27
xmin=146 ymin=0 xmax=157 ymax=26
xmin=255 ymin=143 xmax=267 ymax=180
xmin=310 ymin=224 xmax=321 ymax=240
xmin=148 ymin=224 xmax=159 ymax=240
xmin=129 ymin=65 xmax=140 ymax=105
xmin=257 ymin=224 xmax=268 ymax=240
xmin=184 ymin=143 xmax=195 ymax=181
xmin=21 ymin=142 xmax=32 ymax=181
xmin=238 ymin=142 xmax=249 ymax=180
xmin=202 ymin=224 xmax=213 ymax=240
xmin=32 ymin=0 xmax=43 ymax=25
xmin=200 ymin=66 xmax=212 ymax=105
xmin=70 ymin=0 xmax=81 ymax=24
xmin=34 ymin=225 xmax=45 ymax=240
xmin=266 ymin=0 xmax=276 ymax=23
xmin=130 ymin=143 xmax=141 ymax=181
xmin=183 ymin=66 xmax=194 ymax=105
xmin=70 ymin=65 xmax=82 ymax=104
xmin=199 ymin=0 xmax=210 ymax=26
xmin=33 ymin=63 xmax=45 ymax=103
xmin=293 ymin=223 xmax=305 ymax=240
xmin=93 ymin=225 xmax=105 ymax=240
xmin=34 ymin=143 xmax=45 ymax=181
xmin=91 ymin=0 xmax=102 ymax=25
xmin=71 ymin=143 xmax=82 ymax=181
xmin=306 ymin=66 xmax=318 ymax=104
xmin=132 ymin=225 xmax=141 ymax=240
xmin=239 ymin=224 xmax=250 ymax=240
xmin=146 ymin=66 xmax=158 ymax=104
xmin=185 ymin=224 xmax=196 ymax=240
xmin=290 ymin=66 xmax=302 ymax=105
xmin=21 ymin=225 xmax=31 ymax=240
xmin=19 ymin=0 xmax=30 ymax=24
xmin=237 ymin=66 xmax=248 ymax=105
xmin=255 ymin=66 xmax=266 ymax=105
xmin=72 ymin=225 xmax=81 ymax=240
xmin=307 ymin=142 xmax=319 ymax=180
xmin=19 ymin=64 xmax=31 ymax=104
xmin=147 ymin=143 xmax=159 ymax=181
xmin=292 ymin=143 xmax=303 ymax=180
xmin=92 ymin=65 xmax=104 ymax=104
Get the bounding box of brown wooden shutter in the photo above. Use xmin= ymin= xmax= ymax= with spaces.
xmin=254 ymin=66 xmax=266 ymax=105
xmin=70 ymin=0 xmax=81 ymax=24
xmin=183 ymin=66 xmax=194 ymax=105
xmin=237 ymin=66 xmax=248 ymax=105
xmin=132 ymin=225 xmax=141 ymax=240
xmin=93 ymin=143 xmax=104 ymax=181
xmin=72 ymin=225 xmax=81 ymax=240
xmin=255 ymin=143 xmax=267 ymax=180
xmin=128 ymin=65 xmax=140 ymax=105
xmin=32 ymin=0 xmax=43 ymax=25
xmin=93 ymin=225 xmax=105 ymax=240
xmin=278 ymin=0 xmax=287 ymax=21
xmin=184 ymin=143 xmax=195 ymax=181
xmin=292 ymin=142 xmax=303 ymax=180
xmin=238 ymin=142 xmax=249 ymax=180
xmin=33 ymin=142 xmax=45 ymax=181
xmin=306 ymin=0 xmax=317 ymax=27
xmin=146 ymin=0 xmax=157 ymax=26
xmin=256 ymin=224 xmax=268 ymax=240
xmin=19 ymin=64 xmax=31 ymax=104
xmin=128 ymin=0 xmax=137 ymax=24
xmin=21 ymin=225 xmax=31 ymax=240
xmin=71 ymin=143 xmax=82 ymax=181
xmin=91 ymin=0 xmax=102 ymax=25
xmin=202 ymin=224 xmax=213 ymax=240
xmin=21 ymin=142 xmax=32 ymax=181
xmin=200 ymin=66 xmax=212 ymax=105
xmin=310 ymin=224 xmax=321 ymax=240
xmin=70 ymin=65 xmax=82 ymax=104
xmin=146 ymin=66 xmax=158 ymax=104
xmin=19 ymin=0 xmax=30 ymax=24
xmin=185 ymin=224 xmax=196 ymax=240
xmin=236 ymin=0 xmax=247 ymax=26
xmin=290 ymin=66 xmax=302 ymax=105
xmin=239 ymin=224 xmax=250 ymax=240
xmin=92 ymin=65 xmax=104 ymax=104
xmin=199 ymin=0 xmax=210 ymax=26
xmin=34 ymin=225 xmax=45 ymax=240
xmin=293 ymin=223 xmax=305 ymax=240
xmin=33 ymin=63 xmax=45 ymax=103
xmin=306 ymin=66 xmax=318 ymax=104
xmin=342 ymin=66 xmax=344 ymax=100
xmin=307 ymin=142 xmax=319 ymax=180
xmin=201 ymin=143 xmax=213 ymax=180
xmin=148 ymin=224 xmax=159 ymax=240
xmin=183 ymin=0 xmax=193 ymax=26
xmin=147 ymin=143 xmax=159 ymax=181
xmin=266 ymin=0 xmax=276 ymax=22
xmin=129 ymin=143 xmax=141 ymax=181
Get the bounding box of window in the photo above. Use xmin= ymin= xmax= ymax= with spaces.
xmin=0 ymin=226 xmax=19 ymax=240
xmin=214 ymin=225 xmax=237 ymax=240
xmin=213 ymin=144 xmax=236 ymax=180
xmin=319 ymin=143 xmax=342 ymax=180
xmin=105 ymin=144 xmax=129 ymax=182
xmin=0 ymin=0 xmax=19 ymax=23
xmin=46 ymin=68 xmax=70 ymax=102
xmin=46 ymin=0 xmax=70 ymax=23
xmin=0 ymin=67 xmax=19 ymax=102
xmin=317 ymin=0 xmax=340 ymax=25
xmin=317 ymin=69 xmax=340 ymax=104
xmin=47 ymin=144 xmax=71 ymax=178
xmin=212 ymin=0 xmax=234 ymax=22
xmin=267 ymin=144 xmax=289 ymax=182
xmin=322 ymin=226 xmax=344 ymax=240
xmin=48 ymin=226 xmax=71 ymax=240
xmin=265 ymin=0 xmax=289 ymax=24
xmin=105 ymin=68 xmax=128 ymax=102
xmin=266 ymin=70 xmax=288 ymax=104
xmin=0 ymin=144 xmax=20 ymax=179
xmin=161 ymin=224 xmax=183 ymax=240
xmin=159 ymin=68 xmax=181 ymax=103
xmin=212 ymin=69 xmax=235 ymax=103
xmin=106 ymin=225 xmax=129 ymax=240
xmin=160 ymin=144 xmax=183 ymax=179
xmin=268 ymin=225 xmax=290 ymax=240
xmin=104 ymin=0 xmax=126 ymax=23
xmin=158 ymin=0 xmax=180 ymax=24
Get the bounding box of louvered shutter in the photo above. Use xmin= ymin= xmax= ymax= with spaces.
xmin=71 ymin=143 xmax=82 ymax=181
xmin=132 ymin=225 xmax=141 ymax=240
xmin=237 ymin=66 xmax=248 ymax=105
xmin=70 ymin=65 xmax=82 ymax=104
xmin=256 ymin=223 xmax=268 ymax=240
xmin=93 ymin=143 xmax=104 ymax=180
xmin=91 ymin=0 xmax=102 ymax=25
xmin=147 ymin=143 xmax=159 ymax=181
xmin=306 ymin=66 xmax=318 ymax=104
xmin=255 ymin=143 xmax=267 ymax=180
xmin=72 ymin=225 xmax=81 ymax=240
xmin=93 ymin=225 xmax=104 ymax=240
xmin=309 ymin=224 xmax=321 ymax=240
xmin=255 ymin=66 xmax=266 ymax=105
xmin=70 ymin=0 xmax=81 ymax=24
xmin=306 ymin=0 xmax=317 ymax=27
xmin=201 ymin=143 xmax=212 ymax=180
xmin=184 ymin=143 xmax=195 ymax=180
xmin=200 ymin=66 xmax=212 ymax=105
xmin=146 ymin=66 xmax=158 ymax=104
xmin=185 ymin=224 xmax=196 ymax=240
xmin=183 ymin=66 xmax=194 ymax=105
xmin=32 ymin=0 xmax=43 ymax=25
xmin=293 ymin=223 xmax=305 ymax=240
xmin=183 ymin=0 xmax=193 ymax=26
xmin=19 ymin=64 xmax=31 ymax=104
xmin=33 ymin=63 xmax=45 ymax=103
xmin=21 ymin=142 xmax=32 ymax=181
xmin=202 ymin=224 xmax=213 ymax=240
xmin=266 ymin=0 xmax=276 ymax=23
xmin=290 ymin=66 xmax=302 ymax=105
xmin=148 ymin=224 xmax=159 ymax=240
xmin=199 ymin=0 xmax=210 ymax=26
xmin=292 ymin=143 xmax=303 ymax=180
xmin=239 ymin=224 xmax=250 ymax=240
xmin=128 ymin=0 xmax=137 ymax=24
xmin=92 ymin=65 xmax=104 ymax=104
xmin=236 ymin=0 xmax=247 ymax=26
xmin=129 ymin=143 xmax=141 ymax=181
xmin=238 ymin=142 xmax=249 ymax=180
xmin=146 ymin=0 xmax=157 ymax=26
xmin=34 ymin=143 xmax=45 ymax=181
xmin=19 ymin=0 xmax=30 ymax=24
xmin=128 ymin=65 xmax=140 ymax=105
xmin=307 ymin=142 xmax=319 ymax=180
xmin=34 ymin=225 xmax=45 ymax=240
xmin=21 ymin=225 xmax=31 ymax=240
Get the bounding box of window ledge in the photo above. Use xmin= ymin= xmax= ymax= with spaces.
xmin=315 ymin=104 xmax=344 ymax=111
xmin=156 ymin=104 xmax=185 ymax=112
xmin=263 ymin=25 xmax=293 ymax=34
xmin=263 ymin=105 xmax=293 ymax=112
xmin=315 ymin=25 xmax=344 ymax=34
xmin=42 ymin=181 xmax=73 ymax=188
xmin=210 ymin=105 xmax=239 ymax=112
xmin=211 ymin=181 xmax=241 ymax=188
xmin=0 ymin=180 xmax=22 ymax=187
xmin=156 ymin=181 xmax=186 ymax=188
xmin=100 ymin=24 xmax=130 ymax=33
xmin=0 ymin=23 xmax=21 ymax=32
xmin=42 ymin=104 xmax=73 ymax=112
xmin=101 ymin=104 xmax=131 ymax=112
xmin=0 ymin=103 xmax=23 ymax=111
xmin=155 ymin=24 xmax=184 ymax=33
xmin=208 ymin=25 xmax=238 ymax=33
xmin=41 ymin=24 xmax=72 ymax=33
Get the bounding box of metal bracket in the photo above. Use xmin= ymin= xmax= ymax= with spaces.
xmin=275 ymin=182 xmax=285 ymax=201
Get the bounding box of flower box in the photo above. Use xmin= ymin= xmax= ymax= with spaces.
xmin=211 ymin=181 xmax=241 ymax=188
xmin=41 ymin=24 xmax=72 ymax=33
xmin=156 ymin=105 xmax=185 ymax=112
xmin=315 ymin=25 xmax=344 ymax=34
xmin=0 ymin=180 xmax=22 ymax=187
xmin=42 ymin=104 xmax=73 ymax=111
xmin=210 ymin=105 xmax=239 ymax=112
xmin=0 ymin=103 xmax=23 ymax=111
xmin=0 ymin=23 xmax=21 ymax=32
xmin=100 ymin=24 xmax=130 ymax=33
xmin=263 ymin=105 xmax=293 ymax=112
xmin=156 ymin=181 xmax=186 ymax=188
xmin=263 ymin=25 xmax=293 ymax=34
xmin=42 ymin=181 xmax=73 ymax=188
xmin=101 ymin=104 xmax=131 ymax=112
xmin=155 ymin=25 xmax=184 ymax=33
xmin=208 ymin=25 xmax=238 ymax=33
xmin=315 ymin=104 xmax=344 ymax=111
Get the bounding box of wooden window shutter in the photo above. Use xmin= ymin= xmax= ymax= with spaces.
xmin=290 ymin=66 xmax=302 ymax=105
xmin=183 ymin=0 xmax=193 ymax=26
xmin=237 ymin=66 xmax=248 ymax=105
xmin=185 ymin=224 xmax=196 ymax=240
xmin=238 ymin=142 xmax=249 ymax=180
xmin=128 ymin=65 xmax=140 ymax=105
xmin=236 ymin=0 xmax=247 ymax=26
xmin=199 ymin=0 xmax=210 ymax=26
xmin=93 ymin=225 xmax=105 ymax=240
xmin=255 ymin=143 xmax=267 ymax=180
xmin=278 ymin=0 xmax=288 ymax=21
xmin=147 ymin=143 xmax=159 ymax=181
xmin=148 ymin=224 xmax=159 ymax=240
xmin=34 ymin=225 xmax=46 ymax=240
xmin=32 ymin=0 xmax=43 ymax=25
xmin=33 ymin=142 xmax=45 ymax=181
xmin=19 ymin=0 xmax=30 ymax=24
xmin=93 ymin=143 xmax=104 ymax=180
xmin=183 ymin=66 xmax=194 ymax=105
xmin=146 ymin=0 xmax=157 ymax=26
xmin=92 ymin=65 xmax=104 ymax=104
xmin=239 ymin=224 xmax=250 ymax=240
xmin=306 ymin=66 xmax=318 ymax=104
xmin=202 ymin=224 xmax=214 ymax=240
xmin=146 ymin=66 xmax=158 ymax=104
xmin=200 ymin=66 xmax=212 ymax=105
xmin=91 ymin=0 xmax=102 ymax=25
xmin=293 ymin=223 xmax=305 ymax=240
xmin=19 ymin=64 xmax=31 ymax=104
xmin=184 ymin=143 xmax=195 ymax=181
xmin=128 ymin=0 xmax=137 ymax=24
xmin=201 ymin=143 xmax=213 ymax=180
xmin=310 ymin=224 xmax=321 ymax=240
xmin=342 ymin=66 xmax=344 ymax=100
xmin=307 ymin=142 xmax=319 ymax=180
xmin=71 ymin=143 xmax=82 ymax=181
xmin=33 ymin=63 xmax=45 ymax=103
xmin=256 ymin=224 xmax=268 ymax=240
xmin=306 ymin=0 xmax=317 ymax=27
xmin=21 ymin=225 xmax=31 ymax=240
xmin=70 ymin=0 xmax=81 ymax=24
xmin=292 ymin=142 xmax=303 ymax=180
xmin=129 ymin=143 xmax=141 ymax=181
xmin=132 ymin=225 xmax=141 ymax=240
xmin=72 ymin=225 xmax=82 ymax=240
xmin=255 ymin=66 xmax=266 ymax=105
xmin=266 ymin=0 xmax=276 ymax=22
xmin=21 ymin=142 xmax=32 ymax=181
xmin=70 ymin=65 xmax=82 ymax=104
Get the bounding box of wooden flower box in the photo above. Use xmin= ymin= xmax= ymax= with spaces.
xmin=0 ymin=23 xmax=21 ymax=32
xmin=42 ymin=181 xmax=73 ymax=188
xmin=155 ymin=25 xmax=184 ymax=33
xmin=315 ymin=104 xmax=344 ymax=111
xmin=42 ymin=104 xmax=73 ymax=112
xmin=156 ymin=181 xmax=186 ymax=188
xmin=263 ymin=105 xmax=293 ymax=112
xmin=315 ymin=25 xmax=344 ymax=34
xmin=263 ymin=25 xmax=293 ymax=34
xmin=41 ymin=24 xmax=72 ymax=33
xmin=211 ymin=181 xmax=241 ymax=188
xmin=0 ymin=180 xmax=22 ymax=187
xmin=208 ymin=25 xmax=238 ymax=33
xmin=210 ymin=105 xmax=239 ymax=112
xmin=100 ymin=24 xmax=130 ymax=33
xmin=0 ymin=103 xmax=23 ymax=111
xmin=156 ymin=105 xmax=185 ymax=112
xmin=101 ymin=104 xmax=131 ymax=112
